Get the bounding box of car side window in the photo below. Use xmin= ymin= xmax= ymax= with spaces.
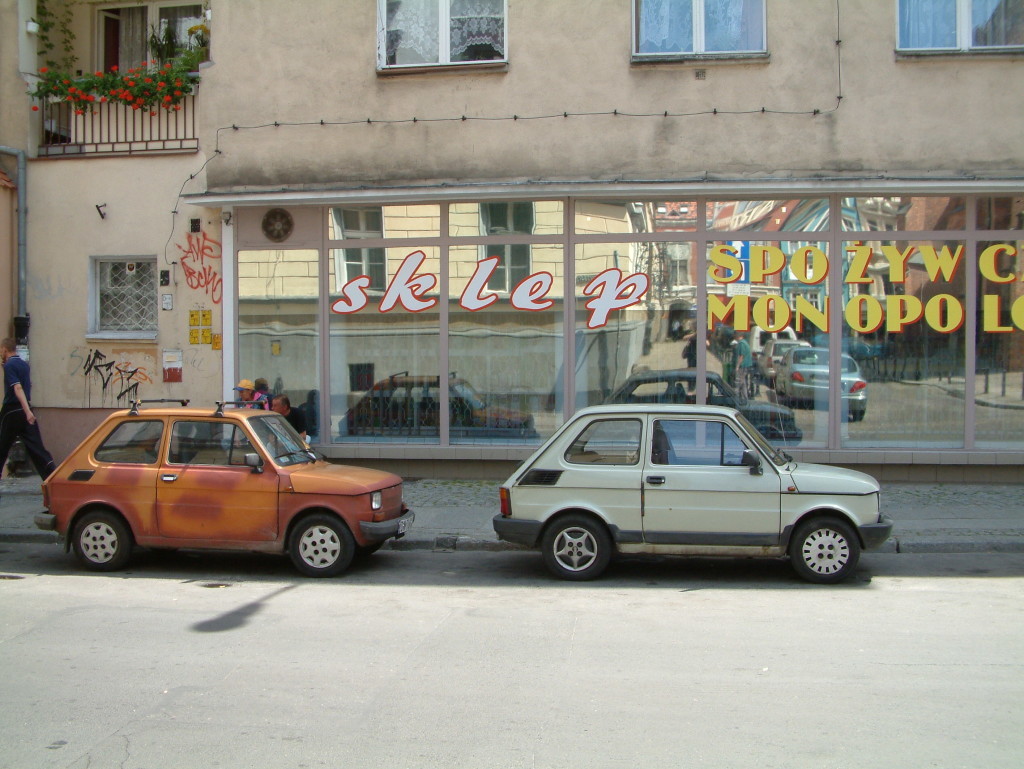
xmin=94 ymin=420 xmax=164 ymax=464
xmin=652 ymin=419 xmax=748 ymax=467
xmin=169 ymin=421 xmax=256 ymax=466
xmin=565 ymin=419 xmax=642 ymax=465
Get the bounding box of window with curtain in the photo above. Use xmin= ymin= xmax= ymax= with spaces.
xmin=98 ymin=4 xmax=204 ymax=71
xmin=898 ymin=0 xmax=1024 ymax=51
xmin=635 ymin=0 xmax=765 ymax=56
xmin=381 ymin=0 xmax=506 ymax=67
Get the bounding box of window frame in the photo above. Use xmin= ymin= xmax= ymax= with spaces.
xmin=632 ymin=0 xmax=768 ymax=61
xmin=88 ymin=255 xmax=158 ymax=341
xmin=377 ymin=0 xmax=509 ymax=71
xmin=896 ymin=0 xmax=1024 ymax=54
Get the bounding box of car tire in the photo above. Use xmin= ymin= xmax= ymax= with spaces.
xmin=541 ymin=514 xmax=612 ymax=581
xmin=72 ymin=510 xmax=133 ymax=571
xmin=289 ymin=514 xmax=355 ymax=577
xmin=850 ymin=407 xmax=866 ymax=422
xmin=788 ymin=516 xmax=861 ymax=583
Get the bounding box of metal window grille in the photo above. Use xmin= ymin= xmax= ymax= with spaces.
xmin=99 ymin=260 xmax=157 ymax=331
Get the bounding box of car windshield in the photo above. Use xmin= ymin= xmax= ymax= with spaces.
xmin=249 ymin=414 xmax=314 ymax=465
xmin=451 ymin=381 xmax=486 ymax=409
xmin=734 ymin=411 xmax=790 ymax=465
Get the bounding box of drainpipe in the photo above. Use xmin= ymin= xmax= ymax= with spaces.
xmin=0 ymin=145 xmax=29 ymax=343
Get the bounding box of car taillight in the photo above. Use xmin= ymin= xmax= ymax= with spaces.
xmin=791 ymin=371 xmax=805 ymax=382
xmin=850 ymin=380 xmax=867 ymax=393
xmin=499 ymin=487 xmax=511 ymax=517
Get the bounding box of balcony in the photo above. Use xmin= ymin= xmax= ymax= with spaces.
xmin=38 ymin=94 xmax=198 ymax=157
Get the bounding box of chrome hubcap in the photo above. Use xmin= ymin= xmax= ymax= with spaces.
xmin=553 ymin=527 xmax=598 ymax=572
xmin=80 ymin=522 xmax=119 ymax=564
xmin=801 ymin=528 xmax=850 ymax=575
xmin=298 ymin=525 xmax=341 ymax=569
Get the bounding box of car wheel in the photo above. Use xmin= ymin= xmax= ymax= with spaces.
xmin=541 ymin=514 xmax=612 ymax=581
xmin=72 ymin=510 xmax=133 ymax=571
xmin=289 ymin=514 xmax=355 ymax=577
xmin=788 ymin=517 xmax=861 ymax=583
xmin=850 ymin=407 xmax=866 ymax=422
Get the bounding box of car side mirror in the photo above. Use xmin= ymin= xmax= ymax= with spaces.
xmin=741 ymin=449 xmax=763 ymax=475
xmin=245 ymin=453 xmax=264 ymax=473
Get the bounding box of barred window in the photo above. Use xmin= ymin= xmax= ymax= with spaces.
xmin=96 ymin=258 xmax=157 ymax=332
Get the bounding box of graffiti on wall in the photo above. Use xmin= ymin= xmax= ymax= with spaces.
xmin=176 ymin=231 xmax=223 ymax=304
xmin=72 ymin=348 xmax=154 ymax=406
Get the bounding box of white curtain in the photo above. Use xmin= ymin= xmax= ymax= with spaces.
xmin=898 ymin=0 xmax=957 ymax=48
xmin=637 ymin=0 xmax=693 ymax=54
xmin=450 ymin=0 xmax=504 ymax=61
xmin=118 ymin=7 xmax=148 ymax=71
xmin=386 ymin=0 xmax=440 ymax=65
xmin=704 ymin=0 xmax=763 ymax=52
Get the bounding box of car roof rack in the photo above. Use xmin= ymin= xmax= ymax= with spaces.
xmin=214 ymin=400 xmax=260 ymax=416
xmin=128 ymin=399 xmax=190 ymax=416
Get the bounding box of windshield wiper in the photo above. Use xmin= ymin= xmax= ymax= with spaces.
xmin=276 ymin=449 xmax=314 ymax=463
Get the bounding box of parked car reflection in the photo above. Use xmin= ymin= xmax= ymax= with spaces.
xmin=774 ymin=348 xmax=867 ymax=421
xmin=605 ymin=369 xmax=803 ymax=443
xmin=344 ymin=373 xmax=538 ymax=438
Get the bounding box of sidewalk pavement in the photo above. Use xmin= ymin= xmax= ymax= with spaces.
xmin=1 ymin=474 xmax=1022 ymax=554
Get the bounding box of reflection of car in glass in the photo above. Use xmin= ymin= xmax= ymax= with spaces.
xmin=775 ymin=348 xmax=868 ymax=421
xmin=605 ymin=369 xmax=802 ymax=443
xmin=35 ymin=402 xmax=414 ymax=576
xmin=758 ymin=338 xmax=811 ymax=387
xmin=493 ymin=404 xmax=892 ymax=583
xmin=344 ymin=373 xmax=537 ymax=438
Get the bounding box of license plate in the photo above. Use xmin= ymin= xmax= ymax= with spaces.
xmin=397 ymin=518 xmax=409 ymax=535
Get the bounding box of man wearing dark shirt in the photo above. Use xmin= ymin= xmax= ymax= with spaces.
xmin=0 ymin=338 xmax=57 ymax=479
xmin=271 ymin=394 xmax=307 ymax=440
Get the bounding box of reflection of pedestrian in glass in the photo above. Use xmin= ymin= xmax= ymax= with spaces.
xmin=681 ymin=331 xmax=698 ymax=368
xmin=734 ymin=333 xmax=755 ymax=398
xmin=0 ymin=338 xmax=57 ymax=479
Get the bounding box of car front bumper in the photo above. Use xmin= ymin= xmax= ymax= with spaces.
xmin=859 ymin=513 xmax=894 ymax=549
xmin=359 ymin=509 xmax=415 ymax=541
xmin=492 ymin=514 xmax=542 ymax=547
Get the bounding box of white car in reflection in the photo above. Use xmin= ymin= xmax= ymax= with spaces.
xmin=493 ymin=404 xmax=892 ymax=583
xmin=774 ymin=347 xmax=868 ymax=422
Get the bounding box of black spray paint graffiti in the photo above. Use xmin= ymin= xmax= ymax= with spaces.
xmin=81 ymin=349 xmax=153 ymax=403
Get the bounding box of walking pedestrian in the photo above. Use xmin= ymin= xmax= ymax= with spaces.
xmin=0 ymin=338 xmax=57 ymax=479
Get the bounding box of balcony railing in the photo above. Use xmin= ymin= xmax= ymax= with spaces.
xmin=39 ymin=94 xmax=198 ymax=157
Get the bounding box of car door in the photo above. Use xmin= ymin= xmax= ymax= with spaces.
xmin=641 ymin=415 xmax=781 ymax=545
xmin=156 ymin=419 xmax=280 ymax=541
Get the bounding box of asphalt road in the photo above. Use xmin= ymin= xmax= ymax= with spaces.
xmin=1 ymin=545 xmax=1022 ymax=769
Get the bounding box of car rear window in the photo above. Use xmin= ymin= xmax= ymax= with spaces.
xmin=94 ymin=420 xmax=164 ymax=465
xmin=565 ymin=419 xmax=641 ymax=465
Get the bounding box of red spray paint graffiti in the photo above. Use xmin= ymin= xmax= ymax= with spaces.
xmin=176 ymin=231 xmax=223 ymax=304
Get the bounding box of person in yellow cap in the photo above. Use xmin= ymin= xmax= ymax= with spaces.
xmin=234 ymin=378 xmax=267 ymax=409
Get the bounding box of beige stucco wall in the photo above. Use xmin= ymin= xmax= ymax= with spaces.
xmin=25 ymin=154 xmax=223 ymax=409
xmin=197 ymin=0 xmax=1024 ymax=191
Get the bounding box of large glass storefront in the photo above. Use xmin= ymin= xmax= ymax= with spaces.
xmin=236 ymin=194 xmax=1024 ymax=455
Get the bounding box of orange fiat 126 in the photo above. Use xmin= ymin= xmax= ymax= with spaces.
xmin=35 ymin=400 xmax=413 ymax=577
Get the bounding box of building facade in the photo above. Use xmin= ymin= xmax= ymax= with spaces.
xmin=2 ymin=0 xmax=1023 ymax=480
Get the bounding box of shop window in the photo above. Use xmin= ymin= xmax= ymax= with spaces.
xmin=380 ymin=0 xmax=506 ymax=68
xmin=634 ymin=0 xmax=766 ymax=58
xmin=897 ymin=0 xmax=1024 ymax=52
xmin=98 ymin=3 xmax=205 ymax=71
xmin=91 ymin=257 xmax=157 ymax=335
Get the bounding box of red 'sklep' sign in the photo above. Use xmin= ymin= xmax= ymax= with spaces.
xmin=330 ymin=250 xmax=650 ymax=329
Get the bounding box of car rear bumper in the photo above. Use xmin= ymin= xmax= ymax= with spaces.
xmin=859 ymin=514 xmax=894 ymax=549
xmin=492 ymin=514 xmax=542 ymax=547
xmin=34 ymin=512 xmax=56 ymax=531
xmin=359 ymin=509 xmax=415 ymax=542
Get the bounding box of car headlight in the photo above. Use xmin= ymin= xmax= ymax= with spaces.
xmin=371 ymin=491 xmax=382 ymax=510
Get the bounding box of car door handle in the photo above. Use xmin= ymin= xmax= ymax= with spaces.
xmin=161 ymin=474 xmax=178 ymax=483
xmin=646 ymin=475 xmax=666 ymax=485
